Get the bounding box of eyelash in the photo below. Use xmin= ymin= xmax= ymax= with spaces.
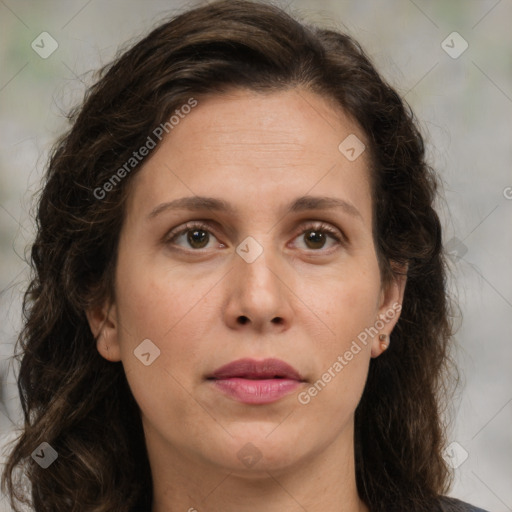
xmin=163 ymin=220 xmax=346 ymax=252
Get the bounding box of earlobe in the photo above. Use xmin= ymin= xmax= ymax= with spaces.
xmin=375 ymin=333 xmax=389 ymax=353
xmin=85 ymin=303 xmax=122 ymax=362
xmin=371 ymin=265 xmax=407 ymax=358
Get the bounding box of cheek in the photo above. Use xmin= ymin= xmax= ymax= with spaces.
xmin=115 ymin=266 xmax=208 ymax=439
xmin=296 ymin=349 xmax=369 ymax=442
xmin=300 ymin=256 xmax=381 ymax=347
xmin=114 ymin=245 xmax=212 ymax=343
xmin=294 ymin=259 xmax=380 ymax=413
xmin=113 ymin=253 xmax=214 ymax=401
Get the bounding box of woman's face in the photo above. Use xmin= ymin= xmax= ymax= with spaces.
xmin=88 ymin=88 xmax=405 ymax=477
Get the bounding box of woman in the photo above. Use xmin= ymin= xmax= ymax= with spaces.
xmin=0 ymin=1 xmax=490 ymax=511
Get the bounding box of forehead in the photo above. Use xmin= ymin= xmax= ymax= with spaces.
xmin=125 ymin=87 xmax=373 ymax=224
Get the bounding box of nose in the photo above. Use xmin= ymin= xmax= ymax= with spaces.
xmin=222 ymin=236 xmax=295 ymax=333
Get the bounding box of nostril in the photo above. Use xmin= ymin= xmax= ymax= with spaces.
xmin=238 ymin=316 xmax=249 ymax=324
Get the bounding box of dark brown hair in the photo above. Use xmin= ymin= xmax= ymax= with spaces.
xmin=2 ymin=1 xmax=459 ymax=510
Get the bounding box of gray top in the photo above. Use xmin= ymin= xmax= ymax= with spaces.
xmin=440 ymin=496 xmax=490 ymax=512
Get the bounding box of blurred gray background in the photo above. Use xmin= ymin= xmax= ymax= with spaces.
xmin=1 ymin=1 xmax=511 ymax=511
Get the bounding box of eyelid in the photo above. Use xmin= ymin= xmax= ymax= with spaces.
xmin=163 ymin=220 xmax=222 ymax=245
xmin=291 ymin=220 xmax=346 ymax=245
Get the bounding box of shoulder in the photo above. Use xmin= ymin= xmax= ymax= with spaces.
xmin=439 ymin=495 xmax=491 ymax=512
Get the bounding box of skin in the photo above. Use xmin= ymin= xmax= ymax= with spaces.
xmin=87 ymin=88 xmax=406 ymax=512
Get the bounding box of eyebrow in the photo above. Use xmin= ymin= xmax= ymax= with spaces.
xmin=147 ymin=195 xmax=362 ymax=220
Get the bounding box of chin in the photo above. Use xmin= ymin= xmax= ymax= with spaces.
xmin=210 ymin=427 xmax=313 ymax=475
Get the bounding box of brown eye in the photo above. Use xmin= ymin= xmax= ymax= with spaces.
xmin=165 ymin=222 xmax=221 ymax=250
xmin=186 ymin=228 xmax=210 ymax=249
xmin=303 ymin=229 xmax=328 ymax=250
xmin=293 ymin=222 xmax=344 ymax=252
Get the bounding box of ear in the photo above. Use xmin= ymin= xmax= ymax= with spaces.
xmin=371 ymin=263 xmax=407 ymax=358
xmin=85 ymin=301 xmax=122 ymax=362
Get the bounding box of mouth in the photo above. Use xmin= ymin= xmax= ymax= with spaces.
xmin=206 ymin=357 xmax=305 ymax=382
xmin=206 ymin=358 xmax=306 ymax=404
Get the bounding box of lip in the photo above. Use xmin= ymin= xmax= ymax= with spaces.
xmin=207 ymin=358 xmax=305 ymax=405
